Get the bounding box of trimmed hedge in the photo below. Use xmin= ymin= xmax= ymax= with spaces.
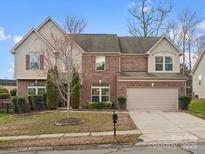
xmin=10 ymin=88 xmax=17 ymax=96
xmin=28 ymin=95 xmax=47 ymax=111
xmin=178 ymin=96 xmax=192 ymax=110
xmin=18 ymin=97 xmax=26 ymax=113
xmin=118 ymin=96 xmax=127 ymax=109
xmin=0 ymin=87 xmax=9 ymax=94
xmin=88 ymin=101 xmax=112 ymax=109
xmin=11 ymin=96 xmax=18 ymax=113
xmin=0 ymin=93 xmax=10 ymax=99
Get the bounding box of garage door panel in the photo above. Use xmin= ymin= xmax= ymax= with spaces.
xmin=127 ymin=88 xmax=178 ymax=110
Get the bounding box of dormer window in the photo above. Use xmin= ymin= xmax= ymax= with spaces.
xmin=155 ymin=56 xmax=173 ymax=72
xmin=165 ymin=56 xmax=173 ymax=71
xmin=155 ymin=56 xmax=163 ymax=71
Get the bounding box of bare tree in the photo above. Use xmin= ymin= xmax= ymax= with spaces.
xmin=127 ymin=0 xmax=172 ymax=37
xmin=166 ymin=9 xmax=200 ymax=73
xmin=41 ymin=16 xmax=86 ymax=119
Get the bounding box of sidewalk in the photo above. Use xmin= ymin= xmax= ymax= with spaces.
xmin=0 ymin=130 xmax=140 ymax=141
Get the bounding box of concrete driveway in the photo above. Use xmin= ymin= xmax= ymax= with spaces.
xmin=129 ymin=110 xmax=205 ymax=142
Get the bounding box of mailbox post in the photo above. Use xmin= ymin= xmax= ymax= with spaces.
xmin=112 ymin=110 xmax=118 ymax=138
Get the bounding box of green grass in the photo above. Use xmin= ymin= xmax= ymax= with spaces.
xmin=0 ymin=111 xmax=136 ymax=136
xmin=0 ymin=113 xmax=12 ymax=120
xmin=188 ymin=99 xmax=205 ymax=118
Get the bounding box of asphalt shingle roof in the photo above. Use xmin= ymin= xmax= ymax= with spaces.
xmin=118 ymin=72 xmax=187 ymax=80
xmin=73 ymin=34 xmax=161 ymax=54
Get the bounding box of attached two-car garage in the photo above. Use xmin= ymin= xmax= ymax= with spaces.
xmin=127 ymin=88 xmax=178 ymax=110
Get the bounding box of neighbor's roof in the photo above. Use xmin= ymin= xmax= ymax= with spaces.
xmin=0 ymin=79 xmax=16 ymax=86
xmin=118 ymin=72 xmax=187 ymax=80
xmin=192 ymin=47 xmax=205 ymax=74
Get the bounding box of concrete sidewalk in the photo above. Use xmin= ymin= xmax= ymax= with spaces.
xmin=0 ymin=130 xmax=140 ymax=141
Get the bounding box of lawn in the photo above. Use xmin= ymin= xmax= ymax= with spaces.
xmin=0 ymin=113 xmax=12 ymax=120
xmin=188 ymin=99 xmax=205 ymax=118
xmin=0 ymin=111 xmax=136 ymax=136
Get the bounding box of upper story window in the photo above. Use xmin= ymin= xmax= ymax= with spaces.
xmin=96 ymin=56 xmax=105 ymax=71
xmin=155 ymin=56 xmax=173 ymax=72
xmin=165 ymin=56 xmax=173 ymax=71
xmin=155 ymin=56 xmax=163 ymax=71
xmin=198 ymin=75 xmax=202 ymax=85
xmin=30 ymin=53 xmax=40 ymax=70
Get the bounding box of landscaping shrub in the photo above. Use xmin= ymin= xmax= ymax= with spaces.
xmin=70 ymin=71 xmax=80 ymax=109
xmin=46 ymin=66 xmax=59 ymax=110
xmin=10 ymin=88 xmax=17 ymax=96
xmin=43 ymin=93 xmax=47 ymax=109
xmin=88 ymin=101 xmax=112 ymax=109
xmin=118 ymin=96 xmax=127 ymax=109
xmin=18 ymin=97 xmax=25 ymax=113
xmin=11 ymin=96 xmax=18 ymax=113
xmin=0 ymin=87 xmax=9 ymax=94
xmin=189 ymin=99 xmax=205 ymax=114
xmin=178 ymin=96 xmax=192 ymax=110
xmin=0 ymin=93 xmax=10 ymax=99
xmin=28 ymin=96 xmax=34 ymax=111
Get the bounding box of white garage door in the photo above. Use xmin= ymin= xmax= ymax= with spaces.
xmin=127 ymin=88 xmax=178 ymax=110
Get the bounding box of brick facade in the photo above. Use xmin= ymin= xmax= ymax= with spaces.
xmin=80 ymin=53 xmax=186 ymax=108
xmin=80 ymin=54 xmax=120 ymax=108
xmin=120 ymin=55 xmax=148 ymax=72
xmin=17 ymin=80 xmax=46 ymax=99
xmin=117 ymin=81 xmax=186 ymax=98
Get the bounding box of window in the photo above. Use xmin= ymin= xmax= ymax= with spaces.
xmin=165 ymin=56 xmax=173 ymax=71
xmin=96 ymin=56 xmax=105 ymax=71
xmin=30 ymin=53 xmax=40 ymax=70
xmin=155 ymin=56 xmax=173 ymax=72
xmin=27 ymin=82 xmax=46 ymax=96
xmin=155 ymin=56 xmax=163 ymax=71
xmin=198 ymin=75 xmax=202 ymax=85
xmin=91 ymin=86 xmax=109 ymax=102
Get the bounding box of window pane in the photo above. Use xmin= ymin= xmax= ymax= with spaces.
xmin=165 ymin=64 xmax=173 ymax=71
xmin=38 ymin=88 xmax=45 ymax=95
xmin=30 ymin=53 xmax=39 ymax=70
xmin=101 ymin=96 xmax=109 ymax=102
xmin=92 ymin=88 xmax=100 ymax=95
xmin=96 ymin=56 xmax=105 ymax=70
xmin=92 ymin=96 xmax=99 ymax=102
xmin=102 ymin=88 xmax=109 ymax=95
xmin=156 ymin=56 xmax=163 ymax=63
xmin=165 ymin=57 xmax=172 ymax=63
xmin=28 ymin=88 xmax=36 ymax=95
xmin=156 ymin=64 xmax=163 ymax=71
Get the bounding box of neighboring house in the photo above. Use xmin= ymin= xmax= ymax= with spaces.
xmin=0 ymin=79 xmax=16 ymax=91
xmin=192 ymin=48 xmax=205 ymax=99
xmin=12 ymin=17 xmax=186 ymax=110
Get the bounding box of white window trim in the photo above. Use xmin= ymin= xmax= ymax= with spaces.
xmin=155 ymin=55 xmax=174 ymax=72
xmin=91 ymin=86 xmax=110 ymax=102
xmin=95 ymin=56 xmax=106 ymax=71
xmin=30 ymin=53 xmax=40 ymax=70
xmin=27 ymin=86 xmax=46 ymax=96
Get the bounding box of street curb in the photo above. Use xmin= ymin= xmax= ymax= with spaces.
xmin=1 ymin=139 xmax=205 ymax=153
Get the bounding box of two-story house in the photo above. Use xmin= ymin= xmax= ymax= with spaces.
xmin=193 ymin=48 xmax=205 ymax=99
xmin=12 ymin=17 xmax=186 ymax=110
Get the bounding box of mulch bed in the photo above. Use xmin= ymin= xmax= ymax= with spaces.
xmin=55 ymin=117 xmax=85 ymax=126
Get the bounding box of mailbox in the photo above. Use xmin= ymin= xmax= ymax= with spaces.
xmin=113 ymin=113 xmax=118 ymax=123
